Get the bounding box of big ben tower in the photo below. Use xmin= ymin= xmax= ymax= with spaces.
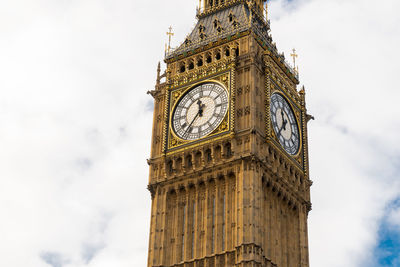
xmin=146 ymin=1 xmax=312 ymax=266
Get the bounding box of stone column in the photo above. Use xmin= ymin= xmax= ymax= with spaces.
xmin=159 ymin=189 xmax=168 ymax=265
xmin=183 ymin=189 xmax=189 ymax=262
xmin=147 ymin=188 xmax=158 ymax=266
xmin=299 ymin=205 xmax=310 ymax=267
xmin=236 ymin=160 xmax=245 ymax=264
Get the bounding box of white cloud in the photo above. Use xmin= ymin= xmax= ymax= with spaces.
xmin=269 ymin=0 xmax=400 ymax=266
xmin=0 ymin=0 xmax=399 ymax=266
xmin=388 ymin=203 xmax=400 ymax=229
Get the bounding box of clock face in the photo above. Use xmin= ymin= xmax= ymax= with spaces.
xmin=172 ymin=82 xmax=229 ymax=141
xmin=270 ymin=93 xmax=300 ymax=155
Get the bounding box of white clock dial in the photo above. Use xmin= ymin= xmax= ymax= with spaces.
xmin=172 ymin=82 xmax=229 ymax=141
xmin=270 ymin=93 xmax=300 ymax=155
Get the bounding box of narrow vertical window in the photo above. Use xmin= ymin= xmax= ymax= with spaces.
xmin=222 ymin=193 xmax=226 ymax=251
xmin=191 ymin=201 xmax=196 ymax=259
xmin=211 ymin=196 xmax=215 ymax=254
xmin=182 ymin=203 xmax=186 ymax=261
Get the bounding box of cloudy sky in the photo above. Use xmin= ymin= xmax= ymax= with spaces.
xmin=1 ymin=0 xmax=399 ymax=266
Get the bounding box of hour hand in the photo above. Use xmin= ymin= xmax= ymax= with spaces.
xmin=277 ymin=124 xmax=284 ymax=136
xmin=280 ymin=110 xmax=287 ymax=131
xmin=197 ymin=100 xmax=205 ymax=117
xmin=277 ymin=111 xmax=288 ymax=136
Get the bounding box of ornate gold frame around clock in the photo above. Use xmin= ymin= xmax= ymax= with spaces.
xmin=270 ymin=90 xmax=303 ymax=158
xmin=165 ymin=69 xmax=234 ymax=153
xmin=268 ymin=79 xmax=303 ymax=166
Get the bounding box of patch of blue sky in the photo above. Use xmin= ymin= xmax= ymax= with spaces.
xmin=40 ymin=252 xmax=69 ymax=267
xmin=372 ymin=198 xmax=400 ymax=267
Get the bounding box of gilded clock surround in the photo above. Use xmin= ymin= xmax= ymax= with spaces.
xmin=269 ymin=89 xmax=303 ymax=159
xmin=170 ymin=81 xmax=229 ymax=141
xmin=270 ymin=92 xmax=301 ymax=156
xmin=265 ymin=64 xmax=304 ymax=168
xmin=147 ymin=1 xmax=312 ymax=267
xmin=167 ymin=72 xmax=233 ymax=151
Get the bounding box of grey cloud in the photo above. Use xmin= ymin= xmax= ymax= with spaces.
xmin=145 ymin=100 xmax=154 ymax=112
xmin=1 ymin=0 xmax=400 ymax=267
xmin=40 ymin=252 xmax=69 ymax=267
xmin=75 ymin=157 xmax=93 ymax=172
xmin=81 ymin=243 xmax=105 ymax=264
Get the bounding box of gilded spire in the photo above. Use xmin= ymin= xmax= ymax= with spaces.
xmin=156 ymin=62 xmax=161 ymax=85
xmin=166 ymin=26 xmax=174 ymax=53
xmin=291 ymin=48 xmax=299 ymax=75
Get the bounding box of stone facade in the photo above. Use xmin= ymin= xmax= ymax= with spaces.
xmin=146 ymin=1 xmax=312 ymax=266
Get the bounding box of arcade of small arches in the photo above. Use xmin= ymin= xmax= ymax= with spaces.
xmin=158 ymin=137 xmax=308 ymax=200
xmin=264 ymin=146 xmax=306 ymax=188
xmin=177 ymin=45 xmax=239 ymax=74
xmin=166 ymin=141 xmax=233 ymax=176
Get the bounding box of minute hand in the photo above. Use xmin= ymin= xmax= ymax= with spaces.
xmin=183 ymin=112 xmax=199 ymax=138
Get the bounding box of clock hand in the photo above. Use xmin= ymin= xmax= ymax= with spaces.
xmin=277 ymin=123 xmax=285 ymax=136
xmin=281 ymin=110 xmax=288 ymax=131
xmin=197 ymin=100 xmax=205 ymax=117
xmin=183 ymin=100 xmax=205 ymax=138
xmin=282 ymin=118 xmax=288 ymax=130
xmin=183 ymin=111 xmax=200 ymax=138
xmin=277 ymin=110 xmax=288 ymax=136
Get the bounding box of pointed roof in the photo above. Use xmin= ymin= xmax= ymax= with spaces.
xmin=165 ymin=1 xmax=299 ymax=82
xmin=166 ymin=3 xmax=269 ymax=59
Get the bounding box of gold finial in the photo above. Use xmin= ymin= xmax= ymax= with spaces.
xmin=156 ymin=62 xmax=161 ymax=85
xmin=166 ymin=26 xmax=174 ymax=53
xmin=197 ymin=0 xmax=202 ymax=14
xmin=290 ymin=48 xmax=299 ymax=74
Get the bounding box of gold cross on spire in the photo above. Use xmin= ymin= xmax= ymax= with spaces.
xmin=290 ymin=48 xmax=299 ymax=74
xmin=166 ymin=26 xmax=174 ymax=53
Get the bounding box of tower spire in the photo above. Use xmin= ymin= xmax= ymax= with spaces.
xmin=156 ymin=62 xmax=161 ymax=85
xmin=291 ymin=48 xmax=299 ymax=75
xmin=166 ymin=26 xmax=174 ymax=53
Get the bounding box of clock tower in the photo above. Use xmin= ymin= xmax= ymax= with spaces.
xmin=147 ymin=1 xmax=312 ymax=266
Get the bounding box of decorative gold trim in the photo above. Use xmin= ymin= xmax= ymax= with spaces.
xmin=169 ymin=80 xmax=229 ymax=142
xmin=229 ymin=46 xmax=237 ymax=134
xmin=166 ymin=71 xmax=233 ymax=151
xmin=165 ymin=31 xmax=250 ymax=64
xmin=162 ymin=94 xmax=169 ymax=154
xmin=269 ymin=90 xmax=303 ymax=158
xmin=299 ymin=89 xmax=309 ymax=179
xmin=260 ymin=42 xmax=299 ymax=85
xmin=166 ymin=132 xmax=235 ymax=157
xmin=265 ymin=63 xmax=272 ymax=139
